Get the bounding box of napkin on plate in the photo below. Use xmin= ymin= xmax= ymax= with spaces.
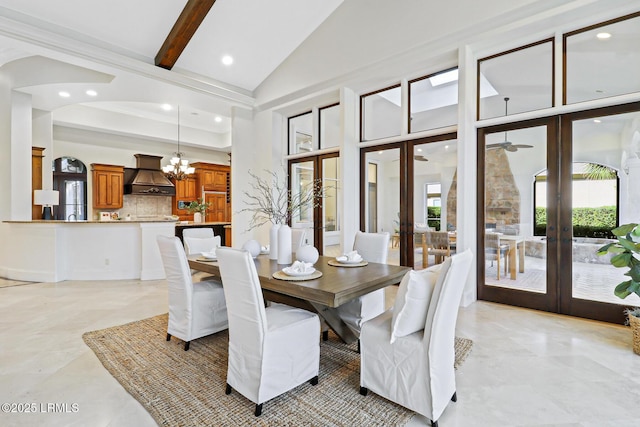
xmin=289 ymin=260 xmax=314 ymax=273
xmin=336 ymin=250 xmax=363 ymax=263
xmin=201 ymin=248 xmax=217 ymax=259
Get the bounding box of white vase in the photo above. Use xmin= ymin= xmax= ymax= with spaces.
xmin=193 ymin=212 xmax=202 ymax=223
xmin=296 ymin=244 xmax=319 ymax=264
xmin=269 ymin=223 xmax=281 ymax=260
xmin=277 ymin=224 xmax=292 ymax=265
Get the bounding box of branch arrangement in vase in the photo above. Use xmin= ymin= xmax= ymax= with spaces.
xmin=240 ymin=169 xmax=331 ymax=230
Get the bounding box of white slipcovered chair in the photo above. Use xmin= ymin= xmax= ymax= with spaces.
xmin=156 ymin=235 xmax=228 ymax=351
xmin=183 ymin=235 xmax=221 ymax=255
xmin=359 ymin=249 xmax=473 ymax=427
xmin=336 ymin=231 xmax=390 ymax=338
xmin=182 ymin=228 xmax=221 ymax=254
xmin=216 ymin=247 xmax=320 ymax=416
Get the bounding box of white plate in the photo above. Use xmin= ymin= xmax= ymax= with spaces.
xmin=335 ymin=257 xmax=363 ymax=264
xmin=201 ymin=252 xmax=217 ymax=260
xmin=282 ymin=266 xmax=316 ymax=276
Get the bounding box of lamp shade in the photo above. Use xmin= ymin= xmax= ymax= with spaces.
xmin=33 ymin=189 xmax=59 ymax=206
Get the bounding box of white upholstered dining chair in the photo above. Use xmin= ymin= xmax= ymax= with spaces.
xmin=216 ymin=247 xmax=320 ymax=416
xmin=156 ymin=235 xmax=228 ymax=351
xmin=359 ymin=249 xmax=473 ymax=427
xmin=336 ymin=231 xmax=390 ymax=338
xmin=182 ymin=228 xmax=221 ymax=255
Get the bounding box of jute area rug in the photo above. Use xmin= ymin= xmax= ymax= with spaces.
xmin=83 ymin=314 xmax=473 ymax=427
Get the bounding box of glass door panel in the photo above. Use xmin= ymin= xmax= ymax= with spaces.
xmin=412 ymin=138 xmax=458 ymax=271
xmin=569 ymin=111 xmax=640 ymax=308
xmin=290 ymin=160 xmax=315 ymax=246
xmin=478 ymin=118 xmax=558 ymax=313
xmin=322 ymin=156 xmax=340 ymax=255
xmin=363 ymin=148 xmax=400 ymax=265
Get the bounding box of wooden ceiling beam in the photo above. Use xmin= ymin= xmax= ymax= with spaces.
xmin=155 ymin=0 xmax=217 ymax=70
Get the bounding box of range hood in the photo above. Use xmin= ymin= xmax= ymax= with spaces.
xmin=124 ymin=154 xmax=176 ymax=196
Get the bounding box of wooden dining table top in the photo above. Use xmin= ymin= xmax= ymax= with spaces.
xmin=188 ymin=254 xmax=411 ymax=308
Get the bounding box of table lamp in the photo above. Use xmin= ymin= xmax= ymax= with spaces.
xmin=33 ymin=189 xmax=59 ymax=220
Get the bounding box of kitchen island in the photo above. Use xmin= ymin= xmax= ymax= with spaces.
xmin=174 ymin=221 xmax=231 ymax=246
xmin=0 ymin=219 xmax=178 ymax=282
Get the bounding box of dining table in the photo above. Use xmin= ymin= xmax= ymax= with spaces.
xmin=188 ymin=254 xmax=411 ymax=344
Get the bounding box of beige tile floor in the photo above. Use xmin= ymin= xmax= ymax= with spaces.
xmin=2 ymin=277 xmax=640 ymax=426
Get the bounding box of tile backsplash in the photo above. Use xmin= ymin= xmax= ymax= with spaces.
xmin=118 ymin=195 xmax=172 ymax=219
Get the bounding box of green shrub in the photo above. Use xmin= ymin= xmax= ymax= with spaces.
xmin=534 ymin=206 xmax=616 ymax=238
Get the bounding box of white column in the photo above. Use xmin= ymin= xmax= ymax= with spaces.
xmin=457 ymin=45 xmax=478 ymax=306
xmin=32 ymin=109 xmax=54 ymax=190
xmin=339 ymin=87 xmax=358 ymax=252
xmin=230 ymin=106 xmax=257 ymax=248
xmin=6 ymin=90 xmax=33 ymax=221
xmin=624 ymin=158 xmax=640 ymax=224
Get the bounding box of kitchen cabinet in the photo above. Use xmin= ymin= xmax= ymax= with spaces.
xmin=192 ymin=162 xmax=229 ymax=192
xmin=91 ymin=164 xmax=124 ymax=209
xmin=171 ymin=176 xmax=198 ymax=221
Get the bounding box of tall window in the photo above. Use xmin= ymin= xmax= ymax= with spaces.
xmin=478 ymin=39 xmax=554 ymax=120
xmin=361 ymin=84 xmax=402 ymax=142
xmin=409 ymin=68 xmax=458 ymax=133
xmin=565 ymin=12 xmax=640 ymax=105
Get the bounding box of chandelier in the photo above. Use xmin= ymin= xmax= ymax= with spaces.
xmin=163 ymin=106 xmax=195 ymax=180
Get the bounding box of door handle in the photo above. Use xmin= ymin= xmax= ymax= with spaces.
xmin=547 ymin=237 xmax=557 ymax=243
xmin=562 ymin=226 xmax=570 ymax=232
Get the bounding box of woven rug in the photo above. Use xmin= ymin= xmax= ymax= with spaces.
xmin=83 ymin=314 xmax=473 ymax=427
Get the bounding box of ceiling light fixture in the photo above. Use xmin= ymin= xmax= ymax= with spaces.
xmin=58 ymin=91 xmax=70 ymax=98
xmin=222 ymin=55 xmax=234 ymax=66
xmin=86 ymin=90 xmax=97 ymax=96
xmin=162 ymin=106 xmax=195 ymax=181
xmin=596 ymin=32 xmax=611 ymax=39
xmin=214 ymin=116 xmax=222 ymax=123
xmin=161 ymin=103 xmax=172 ymax=111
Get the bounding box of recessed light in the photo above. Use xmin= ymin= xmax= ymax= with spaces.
xmin=417 ymin=148 xmax=422 ymax=152
xmin=85 ymin=90 xmax=97 ymax=97
xmin=214 ymin=116 xmax=222 ymax=123
xmin=594 ymin=119 xmax=602 ymax=123
xmin=596 ymin=32 xmax=611 ymax=40
xmin=378 ymin=151 xmax=383 ymax=155
xmin=221 ymin=55 xmax=234 ymax=66
xmin=58 ymin=91 xmax=70 ymax=98
xmin=161 ymin=104 xmax=172 ymax=111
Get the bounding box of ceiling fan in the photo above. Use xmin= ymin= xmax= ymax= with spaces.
xmin=486 ymin=97 xmax=534 ymax=152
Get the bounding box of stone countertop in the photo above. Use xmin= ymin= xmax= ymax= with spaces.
xmin=4 ymin=219 xmax=179 ymax=224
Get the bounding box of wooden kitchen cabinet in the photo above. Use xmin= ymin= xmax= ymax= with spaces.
xmin=91 ymin=164 xmax=124 ymax=209
xmin=192 ymin=162 xmax=229 ymax=192
xmin=171 ymin=176 xmax=198 ymax=220
xmin=32 ymin=147 xmax=45 ymax=220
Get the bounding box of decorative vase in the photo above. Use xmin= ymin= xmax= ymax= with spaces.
xmin=242 ymin=239 xmax=262 ymax=258
xmin=277 ymin=224 xmax=292 ymax=265
xmin=193 ymin=212 xmax=202 ymax=223
xmin=296 ymin=244 xmax=319 ymax=264
xmin=269 ymin=223 xmax=281 ymax=260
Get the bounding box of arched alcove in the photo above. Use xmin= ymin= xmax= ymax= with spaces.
xmin=53 ymin=157 xmax=88 ymax=220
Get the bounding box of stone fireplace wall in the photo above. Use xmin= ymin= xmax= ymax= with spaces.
xmin=446 ymin=148 xmax=521 ymax=232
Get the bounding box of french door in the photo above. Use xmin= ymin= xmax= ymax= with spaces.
xmin=478 ymin=102 xmax=640 ymax=324
xmin=288 ymin=152 xmax=339 ymax=255
xmin=360 ymin=133 xmax=457 ymax=268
